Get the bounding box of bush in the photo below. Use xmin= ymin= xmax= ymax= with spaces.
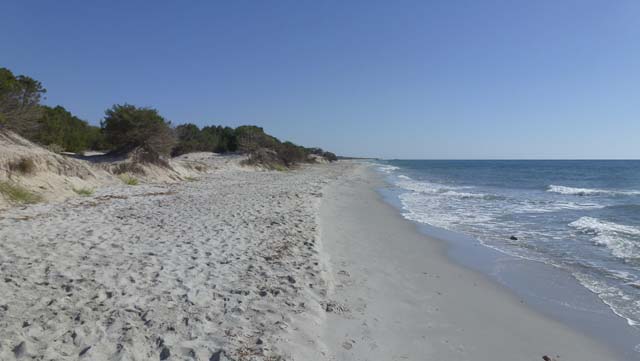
xmin=46 ymin=144 xmax=65 ymax=154
xmin=277 ymin=141 xmax=308 ymax=166
xmin=112 ymin=162 xmax=146 ymax=175
xmin=0 ymin=181 xmax=42 ymax=204
xmin=101 ymin=104 xmax=176 ymax=155
xmin=8 ymin=158 xmax=37 ymax=175
xmin=323 ymin=151 xmax=338 ymax=162
xmin=73 ymin=187 xmax=94 ymax=196
xmin=119 ymin=174 xmax=139 ymax=185
xmin=242 ymin=148 xmax=287 ymax=170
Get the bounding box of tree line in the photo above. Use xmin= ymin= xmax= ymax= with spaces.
xmin=0 ymin=67 xmax=336 ymax=165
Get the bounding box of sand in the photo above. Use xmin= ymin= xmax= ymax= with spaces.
xmin=281 ymin=163 xmax=622 ymax=361
xmin=0 ymin=160 xmax=622 ymax=360
xmin=0 ymin=160 xmax=345 ymax=360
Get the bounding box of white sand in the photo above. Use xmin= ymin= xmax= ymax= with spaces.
xmin=0 ymin=160 xmax=621 ymax=360
xmin=281 ymin=163 xmax=620 ymax=361
xmin=0 ymin=160 xmax=345 ymax=360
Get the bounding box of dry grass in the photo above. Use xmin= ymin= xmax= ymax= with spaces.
xmin=8 ymin=158 xmax=37 ymax=175
xmin=113 ymin=162 xmax=145 ymax=175
xmin=0 ymin=181 xmax=42 ymax=204
xmin=73 ymin=187 xmax=95 ymax=196
xmin=119 ymin=174 xmax=139 ymax=186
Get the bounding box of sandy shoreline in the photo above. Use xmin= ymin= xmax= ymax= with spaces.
xmin=0 ymin=160 xmax=346 ymax=360
xmin=0 ymin=160 xmax=626 ymax=360
xmin=285 ymin=162 xmax=622 ymax=361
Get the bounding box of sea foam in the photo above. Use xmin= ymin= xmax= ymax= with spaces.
xmin=570 ymin=217 xmax=640 ymax=259
xmin=548 ymin=185 xmax=640 ymax=196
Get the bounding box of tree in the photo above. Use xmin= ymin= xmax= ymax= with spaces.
xmin=235 ymin=125 xmax=279 ymax=152
xmin=278 ymin=141 xmax=308 ymax=166
xmin=36 ymin=105 xmax=101 ymax=153
xmin=173 ymin=123 xmax=204 ymax=155
xmin=0 ymin=68 xmax=47 ymax=136
xmin=101 ymin=104 xmax=176 ymax=155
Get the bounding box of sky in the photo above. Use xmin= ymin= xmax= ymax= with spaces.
xmin=1 ymin=0 xmax=639 ymax=159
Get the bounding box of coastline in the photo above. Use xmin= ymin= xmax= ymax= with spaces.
xmin=0 ymin=159 xmax=634 ymax=360
xmin=289 ymin=162 xmax=624 ymax=361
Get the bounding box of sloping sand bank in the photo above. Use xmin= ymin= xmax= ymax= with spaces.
xmin=0 ymin=163 xmax=346 ymax=360
xmin=284 ymin=163 xmax=620 ymax=361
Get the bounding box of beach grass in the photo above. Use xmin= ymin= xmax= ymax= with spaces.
xmin=73 ymin=187 xmax=95 ymax=196
xmin=119 ymin=175 xmax=139 ymax=186
xmin=0 ymin=181 xmax=42 ymax=204
xmin=8 ymin=158 xmax=37 ymax=175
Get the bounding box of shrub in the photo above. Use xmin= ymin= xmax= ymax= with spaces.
xmin=119 ymin=174 xmax=139 ymax=185
xmin=46 ymin=143 xmax=65 ymax=154
xmin=112 ymin=162 xmax=146 ymax=175
xmin=277 ymin=141 xmax=307 ymax=166
xmin=101 ymin=104 xmax=176 ymax=155
xmin=73 ymin=187 xmax=94 ymax=196
xmin=323 ymin=151 xmax=338 ymax=162
xmin=242 ymin=148 xmax=287 ymax=170
xmin=8 ymin=158 xmax=36 ymax=175
xmin=0 ymin=181 xmax=42 ymax=204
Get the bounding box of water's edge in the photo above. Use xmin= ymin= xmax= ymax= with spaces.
xmin=371 ymin=166 xmax=640 ymax=360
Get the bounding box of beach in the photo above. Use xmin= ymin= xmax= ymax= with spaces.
xmin=0 ymin=159 xmax=343 ymax=360
xmin=0 ymin=160 xmax=625 ymax=360
xmin=283 ymin=162 xmax=622 ymax=360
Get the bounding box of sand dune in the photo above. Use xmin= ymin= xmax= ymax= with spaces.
xmin=0 ymin=159 xmax=349 ymax=360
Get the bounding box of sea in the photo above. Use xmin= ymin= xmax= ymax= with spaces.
xmin=376 ymin=160 xmax=640 ymax=353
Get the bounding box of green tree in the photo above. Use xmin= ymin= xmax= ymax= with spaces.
xmin=0 ymin=68 xmax=46 ymax=136
xmin=36 ymin=105 xmax=99 ymax=153
xmin=235 ymin=125 xmax=279 ymax=152
xmin=101 ymin=104 xmax=176 ymax=155
xmin=173 ymin=123 xmax=204 ymax=155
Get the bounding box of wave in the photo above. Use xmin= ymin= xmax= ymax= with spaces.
xmin=516 ymin=201 xmax=603 ymax=213
xmin=547 ymin=185 xmax=640 ymax=197
xmin=569 ymin=217 xmax=640 ymax=259
xmin=377 ymin=165 xmax=399 ymax=174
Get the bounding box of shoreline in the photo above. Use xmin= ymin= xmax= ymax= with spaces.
xmin=0 ymin=159 xmax=635 ymax=360
xmin=376 ymin=164 xmax=640 ymax=359
xmin=291 ymin=162 xmax=624 ymax=361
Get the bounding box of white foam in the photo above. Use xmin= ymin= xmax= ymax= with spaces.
xmin=573 ymin=272 xmax=640 ymax=328
xmin=569 ymin=217 xmax=640 ymax=259
xmin=377 ymin=165 xmax=399 ymax=174
xmin=516 ymin=201 xmax=603 ymax=213
xmin=547 ymin=185 xmax=640 ymax=196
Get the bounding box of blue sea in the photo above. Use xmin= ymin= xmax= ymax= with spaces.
xmin=376 ymin=160 xmax=640 ymax=333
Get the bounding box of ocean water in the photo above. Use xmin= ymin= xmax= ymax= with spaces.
xmin=377 ymin=160 xmax=640 ymax=331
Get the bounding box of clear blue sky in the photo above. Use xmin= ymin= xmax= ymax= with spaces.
xmin=2 ymin=0 xmax=638 ymax=159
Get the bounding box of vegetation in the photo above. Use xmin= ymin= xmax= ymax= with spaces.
xmin=8 ymin=158 xmax=37 ymax=175
xmin=174 ymin=124 xmax=337 ymax=167
xmin=119 ymin=174 xmax=139 ymax=185
xmin=36 ymin=105 xmax=106 ymax=153
xmin=73 ymin=187 xmax=95 ymax=196
xmin=0 ymin=67 xmax=338 ymax=168
xmin=101 ymin=104 xmax=176 ymax=155
xmin=0 ymin=68 xmax=46 ymax=137
xmin=0 ymin=181 xmax=42 ymax=204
